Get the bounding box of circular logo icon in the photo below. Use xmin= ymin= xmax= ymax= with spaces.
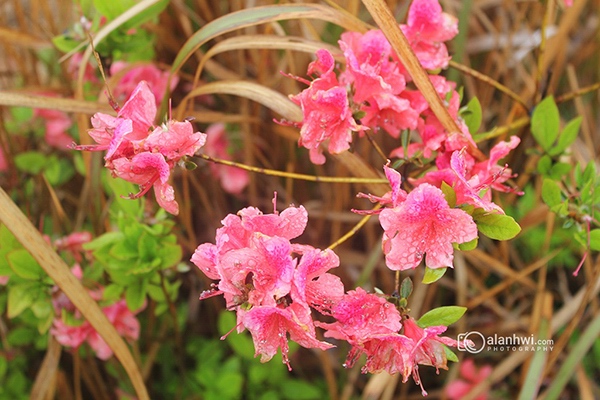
xmin=459 ymin=331 xmax=485 ymax=354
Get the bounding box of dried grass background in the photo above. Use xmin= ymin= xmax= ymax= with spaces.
xmin=0 ymin=0 xmax=599 ymax=399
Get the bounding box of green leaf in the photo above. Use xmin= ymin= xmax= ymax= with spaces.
xmin=474 ymin=211 xmax=521 ymax=240
xmin=417 ymin=306 xmax=467 ymax=328
xmin=14 ymin=152 xmax=47 ymax=174
xmin=0 ymin=224 xmax=20 ymax=249
xmin=106 ymin=175 xmax=143 ymax=217
xmin=7 ymin=249 xmax=44 ymax=280
xmin=280 ymin=379 xmax=323 ymax=400
xmin=103 ymin=284 xmax=125 ymax=302
xmin=457 ymin=237 xmax=478 ymax=251
xmin=549 ymin=116 xmax=581 ymax=156
xmin=444 ymin=345 xmax=458 ymax=362
xmin=531 ymin=96 xmax=560 ymax=152
xmin=462 ymin=97 xmax=482 ymax=134
xmin=589 ymin=229 xmax=600 ymax=251
xmin=537 ymin=154 xmax=552 ymax=176
xmin=8 ymin=282 xmax=38 ymax=318
xmin=542 ymin=179 xmax=562 ymax=207
xmin=44 ymin=157 xmax=75 ymax=186
xmin=549 ymin=162 xmax=572 ymax=179
xmin=422 ymin=267 xmax=446 ymax=284
xmin=440 ymin=181 xmax=457 ymax=208
xmin=125 ymin=279 xmax=148 ymax=311
xmin=400 ymin=277 xmax=413 ymax=300
xmin=52 ymin=34 xmax=81 ymax=53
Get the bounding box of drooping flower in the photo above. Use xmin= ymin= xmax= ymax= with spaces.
xmin=379 ymin=182 xmax=478 ymax=270
xmin=402 ymin=317 xmax=459 ymax=372
xmin=446 ymin=358 xmax=492 ymax=400
xmin=76 ymin=81 xmax=207 ymax=215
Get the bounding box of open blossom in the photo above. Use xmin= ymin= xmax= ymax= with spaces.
xmin=446 ymin=358 xmax=492 ymax=400
xmin=401 ymin=0 xmax=459 ymax=70
xmin=75 ymin=81 xmax=207 ymax=215
xmin=203 ymin=123 xmax=249 ymax=194
xmin=380 ymin=181 xmax=478 ymax=270
xmin=290 ymin=49 xmax=365 ymax=164
xmin=192 ymin=198 xmax=341 ymax=369
xmin=356 ymin=166 xmax=478 ymax=270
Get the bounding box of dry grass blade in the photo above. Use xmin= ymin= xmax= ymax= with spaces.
xmin=0 ymin=27 xmax=52 ymax=50
xmin=0 ymin=91 xmax=114 ymax=115
xmin=30 ymin=336 xmax=62 ymax=400
xmin=0 ymin=187 xmax=149 ymax=400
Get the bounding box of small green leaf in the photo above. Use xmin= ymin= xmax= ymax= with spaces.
xmin=44 ymin=157 xmax=75 ymax=186
xmin=422 ymin=267 xmax=447 ymax=284
xmin=549 ymin=162 xmax=572 ymax=179
xmin=589 ymin=229 xmax=600 ymax=251
xmin=400 ymin=277 xmax=413 ymax=299
xmin=14 ymin=152 xmax=47 ymax=175
xmin=548 ymin=116 xmax=581 ymax=156
xmin=537 ymin=155 xmax=552 ymax=176
xmin=444 ymin=345 xmax=459 ymax=362
xmin=462 ymin=97 xmax=482 ymax=134
xmin=280 ymin=379 xmax=323 ymax=400
xmin=542 ymin=179 xmax=562 ymax=207
xmin=474 ymin=211 xmax=521 ymax=240
xmin=103 ymin=284 xmax=125 ymax=302
xmin=7 ymin=249 xmax=44 ymax=280
xmin=8 ymin=282 xmax=38 ymax=318
xmin=440 ymin=181 xmax=457 ymax=208
xmin=458 ymin=237 xmax=478 ymax=251
xmin=125 ymin=279 xmax=148 ymax=311
xmin=417 ymin=306 xmax=467 ymax=328
xmin=531 ymin=96 xmax=560 ymax=152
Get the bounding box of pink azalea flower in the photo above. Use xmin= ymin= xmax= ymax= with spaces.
xmin=291 ymin=247 xmax=344 ymax=313
xmin=54 ymin=231 xmax=93 ymax=263
xmin=110 ymin=62 xmax=179 ymax=107
xmin=112 ymin=152 xmax=178 ymax=214
xmin=401 ymin=0 xmax=458 ymax=70
xmin=318 ymin=288 xmax=402 ymax=343
xmin=339 ymin=30 xmax=406 ymax=102
xmin=34 ymin=108 xmax=73 ymax=149
xmin=77 ymin=81 xmax=207 ymax=215
xmin=52 ymin=299 xmax=140 ymax=360
xmin=446 ymin=358 xmax=492 ymax=400
xmin=203 ymin=123 xmax=249 ymax=194
xmin=192 ymin=199 xmax=336 ymax=368
xmin=67 ymin=52 xmax=98 ymax=83
xmin=290 ymin=49 xmax=365 ymax=164
xmin=242 ymin=302 xmax=333 ymax=370
xmin=379 ymin=182 xmax=478 ymax=270
xmin=402 ymin=317 xmax=459 ymax=372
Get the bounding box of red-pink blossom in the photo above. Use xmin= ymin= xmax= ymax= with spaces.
xmin=51 ymin=298 xmax=140 ymax=360
xmin=379 ymin=183 xmax=478 ymax=270
xmin=339 ymin=30 xmax=406 ymax=102
xmin=319 ymin=288 xmax=402 ymax=342
xmin=203 ymin=123 xmax=249 ymax=194
xmin=34 ymin=108 xmax=73 ymax=149
xmin=401 ymin=0 xmax=458 ymax=70
xmin=242 ymin=303 xmax=333 ymax=370
xmin=290 ymin=49 xmax=364 ymax=164
xmin=0 ymin=146 xmax=7 ymax=172
xmin=77 ymin=81 xmax=207 ymax=214
xmin=403 ymin=317 xmax=458 ymax=372
xmin=110 ymin=62 xmax=179 ymax=107
xmin=445 ymin=358 xmax=492 ymax=400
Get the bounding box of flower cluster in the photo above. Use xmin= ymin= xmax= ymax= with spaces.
xmin=289 ymin=0 xmax=462 ymax=164
xmin=191 ymin=198 xmax=343 ymax=369
xmin=192 ymin=198 xmax=461 ymax=394
xmin=75 ymin=80 xmax=207 ymax=215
